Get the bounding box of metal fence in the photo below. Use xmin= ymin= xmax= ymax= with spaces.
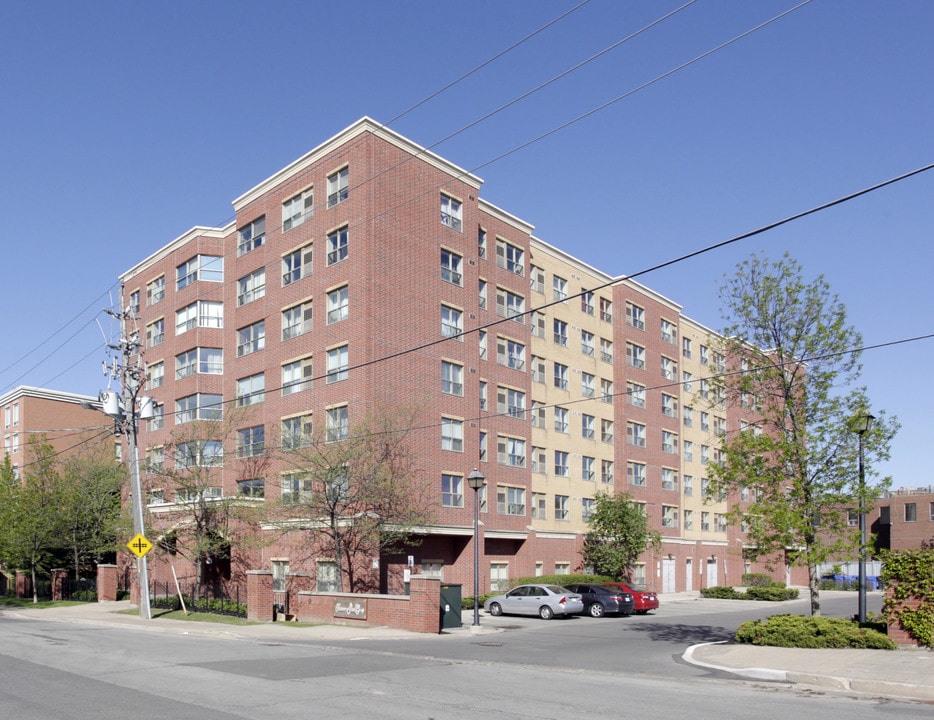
xmin=149 ymin=580 xmax=246 ymax=617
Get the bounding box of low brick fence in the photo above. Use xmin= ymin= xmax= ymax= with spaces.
xmin=247 ymin=571 xmax=442 ymax=633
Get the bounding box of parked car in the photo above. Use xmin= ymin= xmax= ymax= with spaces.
xmin=565 ymin=583 xmax=634 ymax=617
xmin=484 ymin=584 xmax=585 ymax=620
xmin=602 ymin=582 xmax=659 ymax=614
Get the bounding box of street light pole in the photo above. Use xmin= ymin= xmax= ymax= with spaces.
xmin=855 ymin=413 xmax=874 ymax=625
xmin=467 ymin=469 xmax=485 ymax=627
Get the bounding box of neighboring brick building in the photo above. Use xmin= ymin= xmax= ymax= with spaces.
xmin=119 ymin=118 xmax=808 ymax=599
xmin=871 ymin=487 xmax=934 ymax=551
xmin=0 ymin=386 xmax=107 ymax=475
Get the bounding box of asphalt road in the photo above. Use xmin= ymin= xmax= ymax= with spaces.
xmin=3 ymin=591 xmax=925 ymax=720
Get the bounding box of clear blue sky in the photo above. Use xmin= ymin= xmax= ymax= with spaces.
xmin=2 ymin=1 xmax=931 ymax=488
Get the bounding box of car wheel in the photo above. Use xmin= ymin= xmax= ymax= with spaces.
xmin=588 ymin=602 xmax=605 ymax=618
xmin=539 ymin=605 xmax=554 ymax=620
xmin=488 ymin=602 xmax=502 ymax=616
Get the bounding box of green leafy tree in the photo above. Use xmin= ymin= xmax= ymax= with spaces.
xmin=581 ymin=491 xmax=661 ymax=581
xmin=276 ymin=407 xmax=434 ymax=593
xmin=707 ymin=253 xmax=897 ymax=616
xmin=3 ymin=439 xmax=69 ymax=602
xmin=60 ymin=440 xmax=126 ymax=583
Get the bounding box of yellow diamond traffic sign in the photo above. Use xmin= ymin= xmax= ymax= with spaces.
xmin=127 ymin=533 xmax=153 ymax=558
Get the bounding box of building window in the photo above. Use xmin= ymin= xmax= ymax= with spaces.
xmin=553 ymin=451 xmax=569 ymax=477
xmin=479 ymin=381 xmax=488 ymax=411
xmin=601 ymin=459 xmax=614 ymax=484
xmin=554 ymin=494 xmax=569 ymax=521
xmin=531 ymin=356 xmax=545 ymax=383
xmin=282 ymin=300 xmax=313 ymax=340
xmin=237 ymin=321 xmax=265 ymax=357
xmin=554 ymin=406 xmax=569 ymax=434
xmin=701 ymin=412 xmax=710 ymax=432
xmin=175 ymin=394 xmax=222 ymax=424
xmin=495 ymin=238 xmax=524 ymax=275
xmin=236 ymin=373 xmax=265 ymax=407
xmin=177 ymin=254 xmax=223 ymax=289
xmin=175 ymin=441 xmax=223 ymax=470
xmin=129 ymin=290 xmax=140 ymax=315
xmin=601 ymin=419 xmax=613 ymax=443
xmin=552 ymin=275 xmax=567 ymax=302
xmin=478 ymin=330 xmax=487 ymax=360
xmin=530 ymin=402 xmax=545 ymax=429
xmin=683 ymin=509 xmax=694 ymax=531
xmin=531 ymin=311 xmax=545 ymax=338
xmin=530 ymin=265 xmax=545 ymax=293
xmin=146 ymin=403 xmax=164 ymax=432
xmin=327 ymin=166 xmax=348 ymax=207
xmin=662 ymin=468 xmax=679 ymax=491
xmin=326 ymin=406 xmax=349 ymax=442
xmin=497 ymin=386 xmax=526 ymax=419
xmin=626 ymin=381 xmax=646 ymax=408
xmin=145 ymin=447 xmax=164 ymax=473
xmin=326 ymin=285 xmax=349 ymax=324
xmin=441 ymin=360 xmax=464 ymax=396
xmin=316 ymin=561 xmax=339 ymax=592
xmin=661 ymin=319 xmax=677 ymax=344
xmin=238 ymin=216 xmax=266 ymax=255
xmin=683 ymin=441 xmax=694 ymax=462
xmin=441 ymin=473 xmax=464 ymax=507
xmin=599 ymin=297 xmax=612 ymax=323
xmin=495 ymin=287 xmax=525 ymax=323
xmin=581 ymin=290 xmax=594 ymax=315
xmin=478 ymin=279 xmax=487 ymax=309
xmin=626 ymin=342 xmax=645 ymax=369
xmin=553 ymin=362 xmax=568 ymax=390
xmin=701 ymin=512 xmax=711 ymax=532
xmin=146 ymin=361 xmax=164 ymax=390
xmin=281 ymin=415 xmax=313 ymax=449
xmin=478 ymin=227 xmax=487 ymax=258
xmin=682 ymin=336 xmax=692 ymax=358
xmin=582 ymin=497 xmax=595 ymax=522
xmin=281 ymin=472 xmax=312 ymax=504
xmin=326 ymin=226 xmax=348 ymax=265
xmin=581 ymin=372 xmax=595 ymax=398
xmin=532 ymin=492 xmax=547 ymax=519
xmin=581 ymin=456 xmax=595 ymax=482
xmin=282 ymin=357 xmax=313 ymax=395
xmin=700 ymin=345 xmax=709 ymax=365
xmin=662 ymin=505 xmax=679 ymax=529
xmin=146 ymin=276 xmax=165 ymax=306
xmin=237 ymin=268 xmax=266 ymax=306
xmin=531 ymin=446 xmax=547 ymax=474
xmin=441 ymin=417 xmax=464 ymax=452
xmin=581 ymin=414 xmax=595 ymax=440
xmin=627 ymin=461 xmax=647 ymax=486
xmin=626 ymin=302 xmax=645 ymax=330
xmin=282 ymin=189 xmax=313 ymax=232
xmin=600 ymin=379 xmax=613 ymax=404
xmin=497 ymin=436 xmax=526 ymax=467
xmin=683 ymin=476 xmax=693 ymax=496
xmin=440 ymin=249 xmax=463 ymax=286
xmin=146 ymin=318 xmax=164 ymax=348
xmin=282 ymin=244 xmax=313 ymax=285
xmin=683 ymin=405 xmax=693 ymax=427
xmin=176 ymin=300 xmax=223 ymax=334
xmin=237 ymin=426 xmax=265 ymax=458
xmin=441 ymin=305 xmax=463 ymax=340
xmin=497 ymin=486 xmax=525 ymax=516
xmin=490 ymin=562 xmax=509 ymax=592
xmin=496 ymin=337 xmax=525 ymax=371
xmin=662 ymin=430 xmax=679 ymax=454
xmin=440 ymin=193 xmax=462 ymax=231
xmin=326 ymin=345 xmax=349 ymax=383
xmin=479 ymin=431 xmax=488 ymax=463
xmin=661 ymin=356 xmax=678 ymax=381
xmin=627 ymin=422 xmax=646 ymax=448
xmin=661 ymin=393 xmax=678 ymax=417
xmin=905 ymin=503 xmax=917 ymax=522
xmin=581 ymin=330 xmax=595 ymax=357
xmin=553 ymin=319 xmax=568 ymax=347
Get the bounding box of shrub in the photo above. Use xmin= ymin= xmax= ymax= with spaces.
xmin=741 ymin=573 xmax=773 ymax=588
xmin=735 ymin=614 xmax=896 ymax=649
xmin=746 ymin=586 xmax=799 ymax=602
xmin=701 ymin=585 xmax=745 ymax=599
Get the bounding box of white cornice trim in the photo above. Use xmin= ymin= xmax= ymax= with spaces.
xmin=120 ymin=224 xmax=233 ymax=283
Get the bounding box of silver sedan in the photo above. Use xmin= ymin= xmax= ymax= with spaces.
xmin=484 ymin=584 xmax=585 ymax=620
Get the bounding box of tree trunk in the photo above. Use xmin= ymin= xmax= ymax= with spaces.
xmin=808 ymin=563 xmax=821 ymax=616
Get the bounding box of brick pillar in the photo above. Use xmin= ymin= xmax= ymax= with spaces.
xmin=247 ymin=571 xmax=274 ymax=621
xmin=51 ymin=569 xmax=68 ymax=601
xmin=97 ymin=564 xmax=119 ymax=602
xmin=408 ymin=576 xmax=442 ymax=633
xmin=15 ymin=571 xmax=30 ymax=599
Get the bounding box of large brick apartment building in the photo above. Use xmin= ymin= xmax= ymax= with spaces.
xmin=120 ymin=117 xmax=807 ymax=597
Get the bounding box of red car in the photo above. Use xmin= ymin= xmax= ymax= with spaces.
xmin=603 ymin=582 xmax=659 ymax=614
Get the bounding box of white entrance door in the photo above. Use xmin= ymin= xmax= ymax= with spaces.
xmin=685 ymin=559 xmax=693 ymax=592
xmin=706 ymin=559 xmax=718 ymax=587
xmin=661 ymin=558 xmax=676 ymax=593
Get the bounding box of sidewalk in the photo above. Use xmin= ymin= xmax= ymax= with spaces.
xmin=5 ymin=598 xmax=933 ymax=703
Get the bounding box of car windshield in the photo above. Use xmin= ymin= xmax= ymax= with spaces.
xmin=546 ymin=585 xmax=572 ymax=594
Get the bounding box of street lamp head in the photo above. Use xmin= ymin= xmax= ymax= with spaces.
xmin=467 ymin=468 xmax=486 ymax=491
xmin=856 ymin=412 xmax=875 ymax=436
